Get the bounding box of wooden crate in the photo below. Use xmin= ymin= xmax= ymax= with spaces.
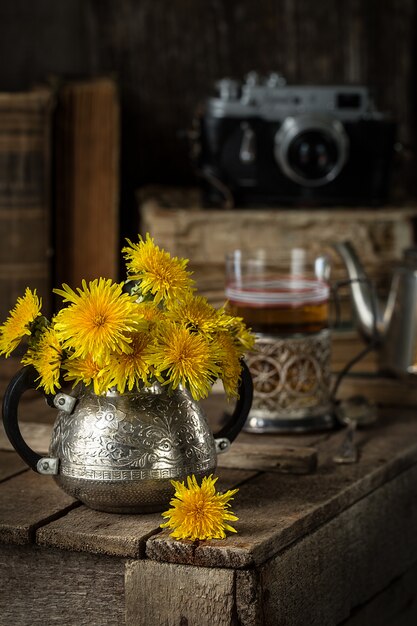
xmin=2 ymin=404 xmax=417 ymax=624
xmin=137 ymin=186 xmax=417 ymax=308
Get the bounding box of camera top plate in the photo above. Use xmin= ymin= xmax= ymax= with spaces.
xmin=207 ymin=72 xmax=384 ymax=122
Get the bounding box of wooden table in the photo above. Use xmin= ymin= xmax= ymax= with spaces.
xmin=2 ymin=391 xmax=417 ymax=626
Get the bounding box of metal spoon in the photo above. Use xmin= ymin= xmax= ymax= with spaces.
xmin=333 ymin=395 xmax=378 ymax=464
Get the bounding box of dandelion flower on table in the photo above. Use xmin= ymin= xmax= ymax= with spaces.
xmin=146 ymin=322 xmax=221 ymax=401
xmin=53 ymin=278 xmax=144 ymax=360
xmin=122 ymin=234 xmax=194 ymax=305
xmin=21 ymin=325 xmax=63 ymax=395
xmin=161 ymin=474 xmax=239 ymax=541
xmin=0 ymin=288 xmax=42 ymax=357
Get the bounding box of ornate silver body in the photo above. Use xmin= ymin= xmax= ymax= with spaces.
xmin=2 ymin=361 xmax=252 ymax=514
xmin=48 ymin=384 xmax=217 ymax=513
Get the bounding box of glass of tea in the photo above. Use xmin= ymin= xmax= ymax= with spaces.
xmin=225 ymin=248 xmax=334 ymax=432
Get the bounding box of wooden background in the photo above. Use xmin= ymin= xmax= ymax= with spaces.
xmin=0 ymin=0 xmax=416 ymax=235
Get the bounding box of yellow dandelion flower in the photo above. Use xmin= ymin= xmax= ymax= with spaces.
xmin=0 ymin=288 xmax=42 ymax=357
xmin=215 ymin=333 xmax=243 ymax=399
xmin=138 ymin=301 xmax=164 ymax=325
xmin=166 ymin=293 xmax=220 ymax=336
xmin=107 ymin=331 xmax=153 ymax=393
xmin=122 ymin=233 xmax=194 ymax=304
xmin=161 ymin=474 xmax=239 ymax=541
xmin=53 ymin=278 xmax=144 ymax=360
xmin=147 ymin=323 xmax=220 ymax=400
xmin=215 ymin=304 xmax=243 ymax=330
xmin=223 ymin=313 xmax=256 ymax=353
xmin=21 ymin=326 xmax=63 ymax=394
xmin=63 ymin=355 xmax=113 ymax=396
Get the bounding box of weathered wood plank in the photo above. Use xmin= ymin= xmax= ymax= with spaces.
xmin=0 ymin=543 xmax=125 ymax=626
xmin=0 ymin=421 xmax=51 ymax=453
xmin=127 ymin=464 xmax=417 ymax=625
xmin=235 ymin=568 xmax=264 ymax=626
xmin=140 ymin=200 xmax=417 ymax=345
xmin=337 ymin=373 xmax=417 ymax=407
xmin=37 ymin=506 xmax=162 ymax=558
xmin=0 ymin=450 xmax=27 ymax=482
xmin=211 ymin=467 xmax=260 ymax=490
xmin=146 ymin=412 xmax=417 ymax=569
xmin=0 ymin=471 xmax=77 ymax=545
xmin=343 ymin=559 xmax=417 ymax=626
xmin=256 ymin=463 xmax=417 ymax=626
xmin=141 ymin=204 xmax=417 ymax=267
xmin=217 ymin=440 xmax=318 ymax=474
xmin=35 ymin=469 xmax=255 ymax=559
xmin=1 ymin=1 xmax=415 ymax=198
xmin=125 ymin=560 xmax=235 ymax=626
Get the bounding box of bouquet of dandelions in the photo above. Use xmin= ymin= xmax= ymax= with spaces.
xmin=0 ymin=234 xmax=254 ymax=402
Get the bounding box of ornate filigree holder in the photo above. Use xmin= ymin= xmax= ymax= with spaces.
xmin=245 ymin=329 xmax=334 ymax=432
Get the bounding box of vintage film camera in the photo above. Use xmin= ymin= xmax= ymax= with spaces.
xmin=195 ymin=72 xmax=396 ymax=207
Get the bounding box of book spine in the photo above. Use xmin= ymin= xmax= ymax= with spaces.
xmin=54 ymin=78 xmax=120 ymax=290
xmin=0 ymin=90 xmax=54 ymax=322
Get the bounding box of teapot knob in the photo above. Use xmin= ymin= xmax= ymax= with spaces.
xmin=54 ymin=392 xmax=77 ymax=414
xmin=36 ymin=457 xmax=59 ymax=475
xmin=214 ymin=438 xmax=230 ymax=454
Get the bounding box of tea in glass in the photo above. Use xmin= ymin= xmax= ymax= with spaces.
xmin=225 ymin=248 xmax=334 ymax=432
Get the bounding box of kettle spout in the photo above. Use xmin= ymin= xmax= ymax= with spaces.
xmin=332 ymin=241 xmax=383 ymax=342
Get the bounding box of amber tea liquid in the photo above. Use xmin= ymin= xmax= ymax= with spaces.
xmin=226 ymin=275 xmax=329 ymax=334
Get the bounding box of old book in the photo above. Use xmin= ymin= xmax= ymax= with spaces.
xmin=0 ymin=88 xmax=54 ymax=323
xmin=54 ymin=78 xmax=120 ymax=292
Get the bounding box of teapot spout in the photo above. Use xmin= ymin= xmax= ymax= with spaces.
xmin=332 ymin=241 xmax=383 ymax=342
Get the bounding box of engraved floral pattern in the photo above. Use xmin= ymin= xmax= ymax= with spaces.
xmin=50 ymin=385 xmax=216 ymax=477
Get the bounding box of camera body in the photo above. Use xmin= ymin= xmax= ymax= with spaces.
xmin=197 ymin=73 xmax=396 ymax=207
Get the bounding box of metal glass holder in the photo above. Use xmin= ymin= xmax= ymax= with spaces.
xmin=244 ymin=329 xmax=334 ymax=433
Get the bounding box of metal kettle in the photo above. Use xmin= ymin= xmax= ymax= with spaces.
xmin=2 ymin=362 xmax=253 ymax=514
xmin=333 ymin=240 xmax=417 ymax=377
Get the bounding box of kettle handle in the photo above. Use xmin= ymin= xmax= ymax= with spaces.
xmin=213 ymin=359 xmax=253 ymax=450
xmin=2 ymin=365 xmax=49 ymax=472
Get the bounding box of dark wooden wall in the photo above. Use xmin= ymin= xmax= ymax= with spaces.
xmin=0 ymin=0 xmax=416 ymax=235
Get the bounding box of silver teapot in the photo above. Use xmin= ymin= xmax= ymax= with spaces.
xmin=334 ymin=240 xmax=417 ymax=378
xmin=2 ymin=363 xmax=252 ymax=513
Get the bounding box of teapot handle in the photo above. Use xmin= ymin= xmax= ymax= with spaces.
xmin=2 ymin=365 xmax=55 ymax=473
xmin=213 ymin=359 xmax=253 ymax=453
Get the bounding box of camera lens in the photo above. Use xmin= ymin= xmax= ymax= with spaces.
xmin=274 ymin=116 xmax=349 ymax=187
xmin=287 ymin=131 xmax=338 ymax=180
